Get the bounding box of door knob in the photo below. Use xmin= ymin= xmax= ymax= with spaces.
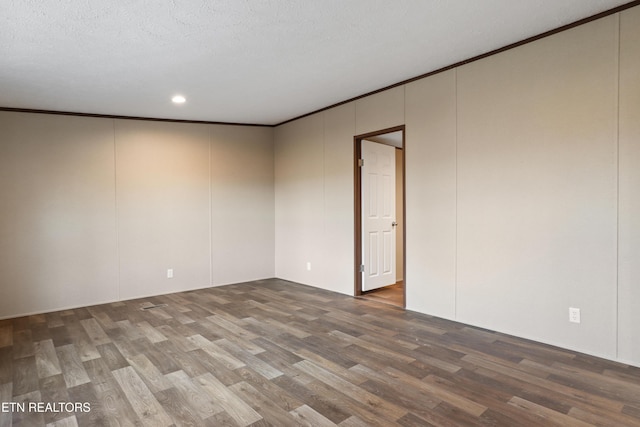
xmin=392 ymin=221 xmax=398 ymax=227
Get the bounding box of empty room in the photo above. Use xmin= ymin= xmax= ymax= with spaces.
xmin=1 ymin=1 xmax=640 ymax=426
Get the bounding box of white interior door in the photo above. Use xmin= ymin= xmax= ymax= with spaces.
xmin=361 ymin=140 xmax=396 ymax=291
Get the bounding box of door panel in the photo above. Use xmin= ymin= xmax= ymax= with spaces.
xmin=362 ymin=140 xmax=396 ymax=291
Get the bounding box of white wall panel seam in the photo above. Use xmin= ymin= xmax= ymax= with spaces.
xmin=209 ymin=126 xmax=213 ymax=286
xmin=113 ymin=118 xmax=120 ymax=302
xmin=614 ymin=12 xmax=621 ymax=360
xmin=454 ymin=67 xmax=459 ymax=321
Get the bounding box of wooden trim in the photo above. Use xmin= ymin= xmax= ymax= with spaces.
xmin=0 ymin=107 xmax=272 ymax=128
xmin=355 ymin=125 xmax=406 ymax=142
xmin=354 ymin=137 xmax=363 ymax=296
xmin=354 ymin=126 xmax=406 ymax=307
xmin=278 ymin=0 xmax=640 ymax=126
xmin=402 ymin=129 xmax=406 ymax=309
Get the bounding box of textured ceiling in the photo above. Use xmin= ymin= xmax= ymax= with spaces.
xmin=0 ymin=0 xmax=631 ymax=125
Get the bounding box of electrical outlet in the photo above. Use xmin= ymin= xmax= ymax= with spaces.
xmin=167 ymin=268 xmax=174 ymax=279
xmin=306 ymin=262 xmax=311 ymax=271
xmin=569 ymin=307 xmax=580 ymax=323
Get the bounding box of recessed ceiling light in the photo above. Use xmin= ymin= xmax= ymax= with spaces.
xmin=172 ymin=95 xmax=186 ymax=104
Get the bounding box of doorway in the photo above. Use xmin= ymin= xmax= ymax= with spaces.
xmin=354 ymin=126 xmax=405 ymax=308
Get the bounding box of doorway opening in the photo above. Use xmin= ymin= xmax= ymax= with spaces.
xmin=354 ymin=125 xmax=405 ymax=308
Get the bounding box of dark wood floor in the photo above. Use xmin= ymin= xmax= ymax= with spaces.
xmin=1 ymin=279 xmax=639 ymax=426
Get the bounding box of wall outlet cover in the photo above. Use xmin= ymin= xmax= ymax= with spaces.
xmin=569 ymin=307 xmax=580 ymax=323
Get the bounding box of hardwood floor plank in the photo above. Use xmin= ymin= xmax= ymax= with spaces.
xmin=95 ymin=343 xmax=128 ymax=371
xmin=135 ymin=322 xmax=167 ymax=344
xmin=84 ymin=363 xmax=140 ymax=427
xmin=85 ymin=308 xmax=117 ymax=331
xmin=164 ymin=370 xmax=222 ymax=420
xmin=153 ymin=387 xmax=206 ymax=427
xmin=49 ymin=326 xmax=72 ymax=348
xmin=272 ymin=373 xmax=352 ymax=424
xmin=12 ymin=356 xmax=39 ymax=396
xmin=82 ymin=357 xmax=117 ymax=395
xmin=34 ymin=340 xmax=62 ymax=380
xmin=463 ymin=353 xmax=626 ymax=413
xmin=294 ymin=359 xmax=407 ymax=422
xmin=328 ymin=330 xmax=416 ymax=364
xmin=12 ymin=329 xmax=35 ymax=360
xmin=0 ymin=348 xmax=12 ymax=385
xmin=348 ymin=364 xmax=441 ymax=410
xmin=0 ymin=382 xmax=12 ymax=427
xmin=66 ymin=382 xmax=111 ymax=427
xmin=111 ymin=366 xmax=172 ymax=427
xmin=128 ymin=338 xmax=180 ymax=376
xmin=289 ymin=404 xmax=336 ymax=427
xmin=187 ymin=334 xmax=245 ymax=370
xmin=228 ymin=381 xmax=299 ymax=427
xmin=63 ymin=323 xmax=99 ymax=363
xmin=38 ymin=375 xmax=70 ymax=425
xmin=155 ymin=324 xmax=200 ymax=352
xmin=0 ymin=324 xmax=12 ymax=348
xmin=396 ymin=412 xmax=444 ymax=427
xmin=206 ymin=315 xmax=259 ymax=340
xmin=55 ymin=345 xmax=90 ymax=388
xmin=216 ymin=339 xmax=283 ymax=380
xmin=154 ymin=340 xmax=210 ymax=378
xmin=508 ymin=396 xmax=593 ymax=426
xmin=29 ymin=323 xmax=52 ymax=345
xmin=548 ymin=361 xmax=640 ymax=407
xmin=114 ymin=320 xmax=145 ymax=342
xmin=287 ymin=334 xmax=357 ymax=369
xmin=12 ymin=390 xmax=44 ymax=427
xmin=234 ymin=367 xmax=303 ymax=412
xmin=293 ymin=348 xmax=369 ymax=386
xmin=337 ymin=415 xmax=372 ymax=427
xmin=244 ymin=316 xmax=310 ymax=340
xmin=196 ymin=372 xmax=263 ymax=426
xmin=623 ymin=404 xmax=640 ymax=419
xmin=45 ymin=415 xmax=78 ymax=427
xmin=568 ymin=405 xmax=640 ymax=426
xmin=302 ymin=379 xmax=399 ymax=427
xmin=187 ymin=348 xmax=244 ymax=387
xmin=422 ymin=374 xmax=488 ymax=417
xmin=79 ymin=319 xmax=111 ymax=347
xmin=125 ymin=353 xmax=173 ymax=393
xmin=157 ymin=305 xmax=195 ymax=325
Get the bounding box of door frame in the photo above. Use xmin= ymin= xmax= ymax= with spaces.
xmin=354 ymin=125 xmax=406 ymax=307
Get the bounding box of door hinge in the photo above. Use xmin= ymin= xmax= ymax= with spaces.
xmin=358 ymin=159 xmax=364 ymax=167
xmin=359 ymin=264 xmax=365 ymax=273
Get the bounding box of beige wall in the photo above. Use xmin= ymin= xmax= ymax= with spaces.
xmin=275 ymin=103 xmax=357 ymax=295
xmin=116 ymin=120 xmax=211 ymax=299
xmin=210 ymin=125 xmax=275 ymax=285
xmin=455 ymin=15 xmax=618 ymax=357
xmin=275 ymin=113 xmax=325 ymax=287
xmin=323 ymin=103 xmax=357 ymax=294
xmin=355 ymin=87 xmax=404 ymax=135
xmin=618 ymin=6 xmax=640 ymax=365
xmin=0 ymin=112 xmax=274 ymax=318
xmin=274 ymin=8 xmax=640 ymax=366
xmin=0 ymin=113 xmax=118 ymax=317
xmin=404 ymin=70 xmax=457 ymax=320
